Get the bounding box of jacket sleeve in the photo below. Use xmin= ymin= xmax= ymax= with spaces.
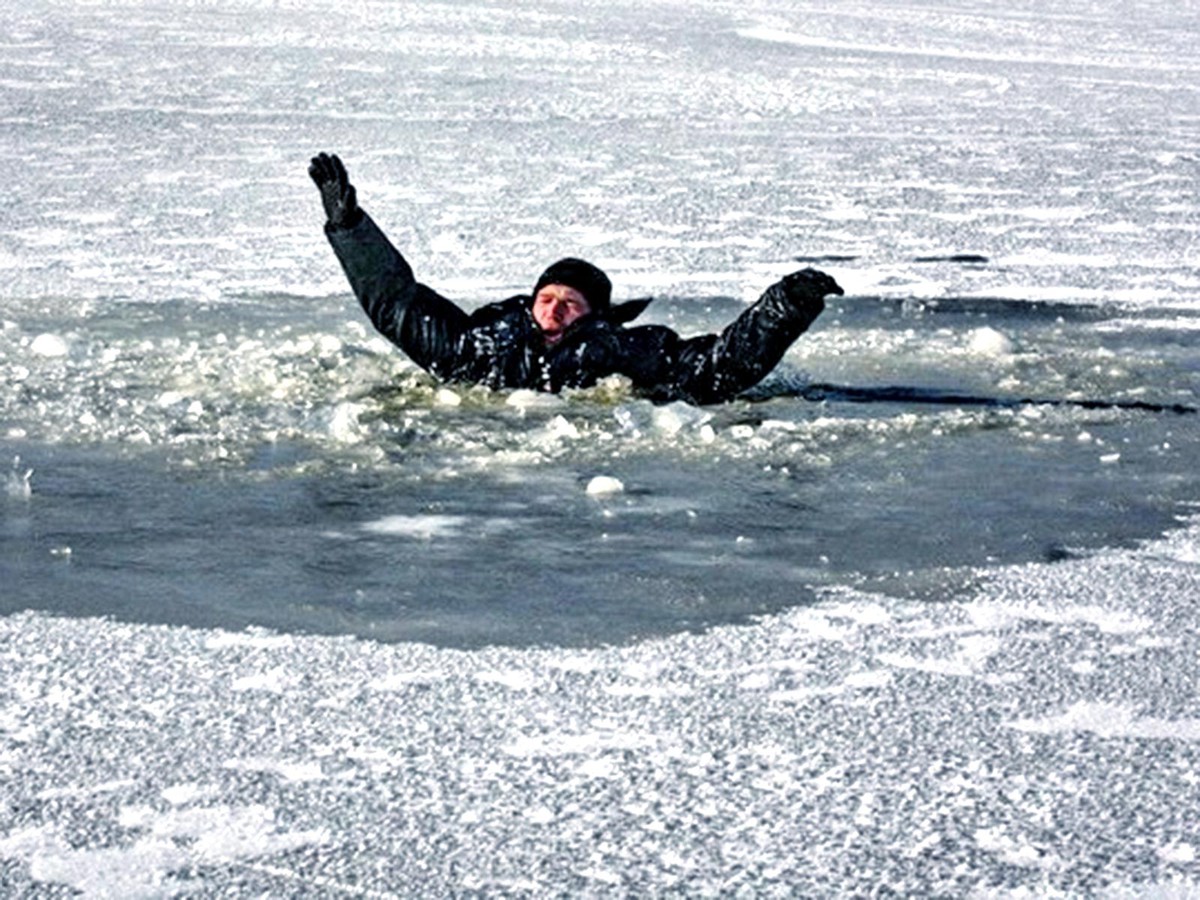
xmin=632 ymin=281 xmax=824 ymax=404
xmin=323 ymin=212 xmax=469 ymax=378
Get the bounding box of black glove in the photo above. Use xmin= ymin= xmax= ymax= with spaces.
xmin=308 ymin=152 xmax=362 ymax=230
xmin=781 ymin=267 xmax=844 ymax=303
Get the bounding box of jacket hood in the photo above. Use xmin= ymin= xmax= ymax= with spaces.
xmin=600 ymin=296 xmax=653 ymax=325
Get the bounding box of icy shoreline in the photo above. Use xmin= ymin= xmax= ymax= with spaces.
xmin=3 ymin=519 xmax=1200 ymax=896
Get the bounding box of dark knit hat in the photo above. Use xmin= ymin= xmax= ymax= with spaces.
xmin=532 ymin=258 xmax=612 ymax=312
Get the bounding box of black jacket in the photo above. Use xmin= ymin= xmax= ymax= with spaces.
xmin=325 ymin=212 xmax=825 ymax=405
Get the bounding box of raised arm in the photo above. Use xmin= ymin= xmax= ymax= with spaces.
xmin=309 ymin=152 xmax=469 ymax=378
xmin=645 ymin=269 xmax=842 ymax=404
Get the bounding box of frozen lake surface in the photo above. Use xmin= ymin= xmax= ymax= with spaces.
xmin=2 ymin=0 xmax=1199 ymax=894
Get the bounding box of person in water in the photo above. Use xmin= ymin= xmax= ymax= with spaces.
xmin=309 ymin=152 xmax=843 ymax=405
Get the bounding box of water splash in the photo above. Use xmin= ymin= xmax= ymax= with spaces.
xmin=6 ymin=456 xmax=32 ymax=500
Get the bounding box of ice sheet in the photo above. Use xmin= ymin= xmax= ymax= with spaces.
xmin=2 ymin=518 xmax=1199 ymax=894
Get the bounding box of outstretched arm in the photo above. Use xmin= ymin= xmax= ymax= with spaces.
xmin=663 ymin=268 xmax=842 ymax=404
xmin=309 ymin=153 xmax=470 ymax=378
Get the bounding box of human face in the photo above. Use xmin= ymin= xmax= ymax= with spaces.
xmin=532 ymin=284 xmax=591 ymax=345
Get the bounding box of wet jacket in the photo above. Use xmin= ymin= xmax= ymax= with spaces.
xmin=325 ymin=212 xmax=823 ymax=405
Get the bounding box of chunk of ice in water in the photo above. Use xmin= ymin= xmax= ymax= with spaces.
xmin=966 ymin=327 xmax=1015 ymax=357
xmin=586 ymin=476 xmax=624 ymax=496
xmin=534 ymin=415 xmax=580 ymax=445
xmin=30 ymin=333 xmax=69 ymax=358
xmin=650 ymin=401 xmax=712 ymax=436
xmin=310 ymin=402 xmax=363 ymax=442
xmin=362 ymin=514 xmax=468 ymax=538
xmin=506 ymin=389 xmax=564 ymax=411
xmin=6 ymin=457 xmax=32 ymax=499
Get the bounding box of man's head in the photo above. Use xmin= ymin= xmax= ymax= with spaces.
xmin=531 ymin=258 xmax=611 ymax=345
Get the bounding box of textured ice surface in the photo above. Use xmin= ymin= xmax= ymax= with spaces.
xmin=2 ymin=521 xmax=1200 ymax=895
